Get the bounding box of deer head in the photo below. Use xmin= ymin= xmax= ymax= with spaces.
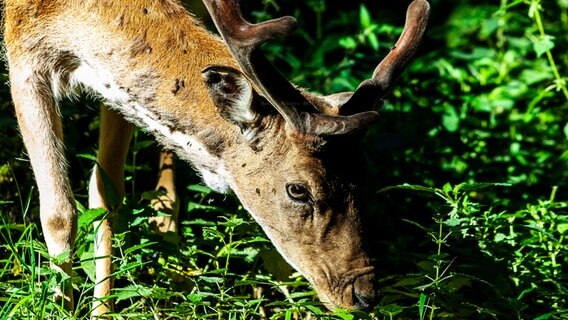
xmin=200 ymin=0 xmax=430 ymax=310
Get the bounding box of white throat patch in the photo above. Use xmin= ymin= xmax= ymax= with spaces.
xmin=70 ymin=61 xmax=231 ymax=193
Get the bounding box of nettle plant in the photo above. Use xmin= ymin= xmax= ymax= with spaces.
xmin=378 ymin=182 xmax=567 ymax=319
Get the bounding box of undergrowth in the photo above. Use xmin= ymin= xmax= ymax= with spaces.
xmin=1 ymin=0 xmax=568 ymax=319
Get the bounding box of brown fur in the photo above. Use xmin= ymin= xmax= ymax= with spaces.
xmin=4 ymin=0 xmax=381 ymax=317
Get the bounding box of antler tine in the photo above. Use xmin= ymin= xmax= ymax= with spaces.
xmin=203 ymin=0 xmax=383 ymax=137
xmin=202 ymin=0 xmax=310 ymax=132
xmin=305 ymin=111 xmax=380 ymax=136
xmin=340 ymin=0 xmax=430 ymax=115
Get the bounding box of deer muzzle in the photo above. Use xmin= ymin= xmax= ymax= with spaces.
xmin=352 ymin=271 xmax=378 ymax=310
xmin=313 ymin=265 xmax=378 ymax=310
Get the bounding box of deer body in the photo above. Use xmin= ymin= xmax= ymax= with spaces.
xmin=4 ymin=0 xmax=429 ymax=316
xmin=7 ymin=0 xmax=239 ymax=188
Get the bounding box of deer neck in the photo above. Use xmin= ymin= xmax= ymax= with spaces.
xmin=58 ymin=2 xmax=242 ymax=192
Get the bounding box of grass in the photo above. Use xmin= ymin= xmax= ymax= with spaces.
xmin=2 ymin=173 xmax=567 ymax=319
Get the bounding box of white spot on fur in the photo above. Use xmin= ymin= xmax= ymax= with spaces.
xmin=71 ymin=62 xmax=129 ymax=101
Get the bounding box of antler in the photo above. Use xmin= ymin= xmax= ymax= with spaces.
xmin=202 ymin=0 xmax=379 ymax=136
xmin=340 ymin=0 xmax=430 ymax=115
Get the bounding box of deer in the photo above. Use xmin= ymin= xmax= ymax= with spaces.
xmin=3 ymin=0 xmax=429 ymax=317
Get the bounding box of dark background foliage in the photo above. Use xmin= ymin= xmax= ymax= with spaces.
xmin=1 ymin=0 xmax=567 ymax=319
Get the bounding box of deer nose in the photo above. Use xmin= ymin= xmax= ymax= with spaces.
xmin=354 ymin=292 xmax=376 ymax=310
xmin=353 ymin=273 xmax=378 ymax=310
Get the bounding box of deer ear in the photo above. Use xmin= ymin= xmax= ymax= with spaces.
xmin=202 ymin=65 xmax=261 ymax=128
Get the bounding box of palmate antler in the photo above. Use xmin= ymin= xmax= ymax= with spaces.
xmin=202 ymin=0 xmax=430 ymax=135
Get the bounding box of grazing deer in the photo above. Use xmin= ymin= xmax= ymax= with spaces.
xmin=3 ymin=0 xmax=429 ymax=316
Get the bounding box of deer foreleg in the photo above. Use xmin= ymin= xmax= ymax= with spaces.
xmin=9 ymin=65 xmax=77 ymax=310
xmin=149 ymin=150 xmax=179 ymax=234
xmin=88 ymin=105 xmax=133 ymax=317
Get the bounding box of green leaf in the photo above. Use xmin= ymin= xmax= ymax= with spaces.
xmin=189 ymin=293 xmax=206 ymax=304
xmin=442 ymin=183 xmax=453 ymax=194
xmin=359 ymin=4 xmax=372 ymax=28
xmin=334 ymin=308 xmax=355 ymax=320
xmin=379 ymin=184 xmax=440 ymax=194
xmin=339 ymin=37 xmax=357 ymax=49
xmin=457 ymin=182 xmax=512 ymax=192
xmin=557 ymin=223 xmax=568 ymax=233
xmin=377 ymin=304 xmax=404 ymax=317
xmin=442 ymin=105 xmax=460 ymax=132
xmin=78 ymin=208 xmax=107 ymax=229
xmin=187 ymin=202 xmax=225 ymax=213
xmin=520 ymin=69 xmax=553 ymax=85
xmin=305 ymin=304 xmax=326 ymax=315
xmin=200 ymin=276 xmax=223 ymax=284
xmin=218 ymin=216 xmax=246 ymax=228
xmin=76 ymin=153 xmax=97 ymax=161
xmin=187 ymin=184 xmax=214 ymax=194
xmin=366 ymin=30 xmax=380 ymax=51
xmin=494 ymin=233 xmax=507 ymax=243
xmin=533 ymin=34 xmax=555 ymax=57
xmin=113 ymin=284 xmax=152 ymax=301
xmin=79 ymin=250 xmax=96 ymax=282
xmin=418 ymin=293 xmax=428 ymax=320
xmin=444 ymin=218 xmax=465 ymax=227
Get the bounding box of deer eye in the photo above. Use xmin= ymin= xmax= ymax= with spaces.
xmin=286 ymin=183 xmax=310 ymax=202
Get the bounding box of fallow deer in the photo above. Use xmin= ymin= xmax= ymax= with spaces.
xmin=3 ymin=0 xmax=429 ymax=316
